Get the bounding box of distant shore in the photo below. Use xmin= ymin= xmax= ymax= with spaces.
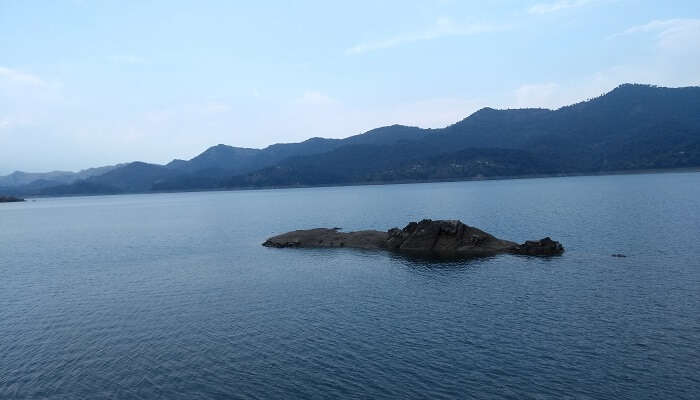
xmin=19 ymin=166 xmax=700 ymax=200
xmin=0 ymin=196 xmax=25 ymax=203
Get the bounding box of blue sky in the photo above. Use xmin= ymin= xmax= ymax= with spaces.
xmin=1 ymin=0 xmax=699 ymax=173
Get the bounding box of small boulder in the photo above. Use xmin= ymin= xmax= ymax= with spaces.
xmin=513 ymin=237 xmax=564 ymax=256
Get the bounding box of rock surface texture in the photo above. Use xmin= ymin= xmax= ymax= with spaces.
xmin=263 ymin=219 xmax=563 ymax=258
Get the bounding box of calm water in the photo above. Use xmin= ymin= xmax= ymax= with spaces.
xmin=1 ymin=173 xmax=699 ymax=399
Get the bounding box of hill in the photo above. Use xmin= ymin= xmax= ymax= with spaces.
xmin=4 ymin=83 xmax=698 ymax=196
xmin=219 ymin=84 xmax=700 ymax=187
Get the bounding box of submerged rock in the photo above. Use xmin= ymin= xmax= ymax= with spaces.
xmin=263 ymin=219 xmax=563 ymax=258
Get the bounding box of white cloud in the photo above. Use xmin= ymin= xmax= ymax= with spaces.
xmin=620 ymin=18 xmax=697 ymax=35
xmin=346 ymin=17 xmax=509 ymax=55
xmin=613 ymin=18 xmax=700 ymax=52
xmin=502 ymin=18 xmax=698 ymax=113
xmin=605 ymin=18 xmax=700 ymax=87
xmin=0 ymin=66 xmax=47 ymax=87
xmin=528 ymin=0 xmax=596 ymax=14
xmin=513 ymin=83 xmax=563 ymax=109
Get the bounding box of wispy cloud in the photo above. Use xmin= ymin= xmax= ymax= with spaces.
xmin=617 ymin=18 xmax=700 ymax=36
xmin=0 ymin=117 xmax=12 ymax=130
xmin=611 ymin=18 xmax=700 ymax=51
xmin=296 ymin=91 xmax=336 ymax=106
xmin=528 ymin=0 xmax=596 ymax=14
xmin=0 ymin=66 xmax=47 ymax=87
xmin=108 ymin=55 xmax=148 ymax=65
xmin=346 ymin=17 xmax=509 ymax=55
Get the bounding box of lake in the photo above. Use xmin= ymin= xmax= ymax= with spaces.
xmin=1 ymin=173 xmax=699 ymax=399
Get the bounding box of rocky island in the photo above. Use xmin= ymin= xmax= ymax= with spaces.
xmin=0 ymin=196 xmax=25 ymax=203
xmin=263 ymin=219 xmax=563 ymax=258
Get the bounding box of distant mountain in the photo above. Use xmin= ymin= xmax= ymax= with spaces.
xmin=0 ymin=164 xmax=124 ymax=196
xmin=83 ymin=162 xmax=182 ymax=192
xmin=225 ymin=146 xmax=559 ymax=187
xmin=0 ymin=164 xmax=122 ymax=188
xmin=163 ymin=124 xmax=426 ymax=176
xmin=4 ymin=83 xmax=699 ymax=197
xmin=166 ymin=144 xmax=261 ymax=173
xmin=0 ymin=170 xmax=74 ymax=187
xmin=219 ymin=84 xmax=700 ymax=187
xmin=152 ymin=125 xmax=427 ymax=189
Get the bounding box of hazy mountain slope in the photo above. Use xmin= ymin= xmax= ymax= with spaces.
xmin=166 ymin=145 xmax=262 ymax=173
xmin=226 ymin=141 xmax=440 ymax=187
xmin=77 ymin=162 xmax=182 ymax=192
xmin=418 ymin=84 xmax=700 ymax=168
xmin=165 ymin=124 xmax=426 ymax=177
xmin=225 ymin=144 xmax=557 ymax=187
xmin=39 ymin=181 xmax=124 ymax=196
xmin=16 ymin=83 xmax=700 ymax=196
xmin=151 ymin=125 xmax=427 ymax=189
xmin=219 ymin=84 xmax=700 ymax=187
xmin=0 ymin=164 xmax=123 ymax=188
xmin=0 ymin=170 xmax=75 ymax=187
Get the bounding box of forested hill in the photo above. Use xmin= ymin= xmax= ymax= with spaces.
xmin=3 ymin=84 xmax=700 ymax=196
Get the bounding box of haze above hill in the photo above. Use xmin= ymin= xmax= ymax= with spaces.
xmin=3 ymin=2 xmax=699 ymax=174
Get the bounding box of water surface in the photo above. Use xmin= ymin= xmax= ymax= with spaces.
xmin=1 ymin=173 xmax=699 ymax=399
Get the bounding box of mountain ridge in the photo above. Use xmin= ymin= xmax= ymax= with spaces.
xmin=3 ymin=83 xmax=699 ymax=196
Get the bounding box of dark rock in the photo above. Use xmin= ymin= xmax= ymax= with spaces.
xmin=262 ymin=228 xmax=388 ymax=250
xmin=386 ymin=219 xmax=518 ymax=257
xmin=263 ymin=219 xmax=563 ymax=258
xmin=512 ymin=237 xmax=564 ymax=256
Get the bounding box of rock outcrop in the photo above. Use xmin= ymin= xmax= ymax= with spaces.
xmin=262 ymin=228 xmax=387 ymax=250
xmin=263 ymin=219 xmax=563 ymax=258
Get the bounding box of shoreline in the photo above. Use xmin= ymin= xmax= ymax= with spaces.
xmin=20 ymin=166 xmax=700 ymax=200
xmin=0 ymin=195 xmax=26 ymax=203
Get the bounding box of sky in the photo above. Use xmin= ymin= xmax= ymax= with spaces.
xmin=1 ymin=0 xmax=699 ymax=174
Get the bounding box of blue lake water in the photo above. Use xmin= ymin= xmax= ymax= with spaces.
xmin=1 ymin=173 xmax=699 ymax=399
